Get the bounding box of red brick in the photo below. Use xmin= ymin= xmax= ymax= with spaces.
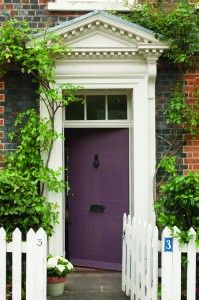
xmin=184 ymin=158 xmax=199 ymax=164
xmin=192 ymin=165 xmax=199 ymax=170
xmin=0 ymin=82 xmax=4 ymax=90
xmin=0 ymin=94 xmax=5 ymax=102
xmin=191 ymin=140 xmax=199 ymax=146
xmin=0 ymin=119 xmax=4 ymax=126
xmin=183 ymin=146 xmax=199 ymax=152
xmin=0 ymin=106 xmax=4 ymax=115
xmin=192 ymin=152 xmax=199 ymax=158
xmin=5 ymin=4 xmax=13 ymax=9
xmin=0 ymin=131 xmax=4 ymax=139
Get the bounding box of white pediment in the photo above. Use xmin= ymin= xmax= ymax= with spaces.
xmin=37 ymin=11 xmax=168 ymax=58
xmin=70 ymin=31 xmax=137 ymax=50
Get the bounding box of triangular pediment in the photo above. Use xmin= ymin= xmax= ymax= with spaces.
xmin=70 ymin=30 xmax=137 ymax=50
xmin=36 ymin=10 xmax=168 ymax=57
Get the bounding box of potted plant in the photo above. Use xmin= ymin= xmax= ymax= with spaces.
xmin=47 ymin=255 xmax=73 ymax=296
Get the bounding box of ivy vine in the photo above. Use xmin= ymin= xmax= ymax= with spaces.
xmin=0 ymin=19 xmax=79 ymax=237
xmin=121 ymin=0 xmax=199 ymax=244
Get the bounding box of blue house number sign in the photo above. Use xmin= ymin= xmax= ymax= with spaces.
xmin=164 ymin=237 xmax=173 ymax=252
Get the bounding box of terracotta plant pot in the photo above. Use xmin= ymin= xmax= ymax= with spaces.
xmin=47 ymin=276 xmax=66 ymax=296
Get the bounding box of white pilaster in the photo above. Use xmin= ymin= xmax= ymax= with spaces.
xmin=133 ymin=78 xmax=149 ymax=222
xmin=147 ymin=56 xmax=159 ymax=225
xmin=40 ymin=101 xmax=65 ymax=256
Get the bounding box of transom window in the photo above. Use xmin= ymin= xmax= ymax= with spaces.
xmin=65 ymin=94 xmax=128 ymax=121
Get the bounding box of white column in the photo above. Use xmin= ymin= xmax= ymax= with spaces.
xmin=48 ymin=106 xmax=65 ymax=255
xmin=147 ymin=56 xmax=158 ymax=225
xmin=133 ymin=78 xmax=149 ymax=222
xmin=40 ymin=101 xmax=65 ymax=256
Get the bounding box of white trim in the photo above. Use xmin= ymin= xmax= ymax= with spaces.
xmin=64 ymin=89 xmax=131 ymax=127
xmin=48 ymin=1 xmax=133 ymax=12
xmin=43 ymin=15 xmax=163 ymax=254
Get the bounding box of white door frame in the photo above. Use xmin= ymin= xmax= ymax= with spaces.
xmin=37 ymin=10 xmax=167 ymax=256
xmin=41 ymin=61 xmax=157 ymax=255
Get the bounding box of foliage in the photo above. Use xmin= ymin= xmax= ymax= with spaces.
xmin=0 ymin=19 xmax=80 ymax=235
xmin=122 ymin=1 xmax=199 ymax=67
xmin=154 ymin=162 xmax=199 ymax=245
xmin=0 ymin=110 xmax=63 ymax=237
xmin=158 ymin=155 xmax=176 ymax=177
xmin=47 ymin=255 xmax=73 ymax=278
xmin=166 ymin=85 xmax=199 ymax=135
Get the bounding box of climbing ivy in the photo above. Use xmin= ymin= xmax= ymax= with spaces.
xmin=123 ymin=1 xmax=199 ymax=68
xmin=120 ymin=1 xmax=199 ymax=244
xmin=0 ymin=19 xmax=79 ymax=236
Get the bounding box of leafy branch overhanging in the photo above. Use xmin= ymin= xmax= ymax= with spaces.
xmin=0 ymin=19 xmax=79 ymax=236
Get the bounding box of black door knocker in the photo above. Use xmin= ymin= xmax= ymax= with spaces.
xmin=93 ymin=154 xmax=99 ymax=168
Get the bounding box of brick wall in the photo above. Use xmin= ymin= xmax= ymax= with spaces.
xmin=155 ymin=62 xmax=187 ymax=176
xmin=0 ymin=0 xmax=81 ymax=28
xmin=183 ymin=64 xmax=199 ymax=174
xmin=0 ymin=0 xmax=84 ymax=158
xmin=0 ymin=1 xmax=198 ymax=175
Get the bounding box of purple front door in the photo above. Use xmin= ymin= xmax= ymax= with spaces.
xmin=67 ymin=129 xmax=129 ymax=270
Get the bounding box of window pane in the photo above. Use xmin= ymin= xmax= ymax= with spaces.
xmin=87 ymin=96 xmax=105 ymax=120
xmin=65 ymin=97 xmax=84 ymax=120
xmin=108 ymin=95 xmax=127 ymax=119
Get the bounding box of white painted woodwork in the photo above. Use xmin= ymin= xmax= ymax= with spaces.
xmin=122 ymin=213 xmax=127 ymax=292
xmin=48 ymin=0 xmax=135 ymax=12
xmin=1 ymin=228 xmax=47 ymax=300
xmin=122 ymin=215 xmax=159 ymax=299
xmin=172 ymin=226 xmax=181 ymax=300
xmin=187 ymin=228 xmax=196 ymax=300
xmin=161 ymin=227 xmax=173 ymax=300
xmin=152 ymin=226 xmax=158 ymax=300
xmin=125 ymin=214 xmax=131 ymax=296
xmin=122 ymin=215 xmax=198 ymax=300
xmin=26 ymin=229 xmax=36 ymax=300
xmin=34 ymin=228 xmax=47 ymax=299
xmin=38 ymin=11 xmax=168 ymax=254
xmin=0 ymin=228 xmax=6 ymax=300
xmin=146 ymin=224 xmax=152 ymax=300
xmin=12 ymin=228 xmax=22 ymax=300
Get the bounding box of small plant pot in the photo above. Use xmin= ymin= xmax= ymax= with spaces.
xmin=47 ymin=276 xmax=66 ymax=296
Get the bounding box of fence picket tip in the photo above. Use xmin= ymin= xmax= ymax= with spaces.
xmin=122 ymin=217 xmax=198 ymax=300
xmin=188 ymin=227 xmax=196 ymax=236
xmin=27 ymin=228 xmax=35 ymax=235
xmin=0 ymin=227 xmax=6 ymax=234
xmin=12 ymin=227 xmax=22 ymax=236
xmin=36 ymin=227 xmax=46 ymax=235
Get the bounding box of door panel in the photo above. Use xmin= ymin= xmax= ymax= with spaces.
xmin=66 ymin=129 xmax=129 ymax=270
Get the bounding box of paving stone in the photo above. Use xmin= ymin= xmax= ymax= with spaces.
xmin=48 ymin=272 xmax=129 ymax=300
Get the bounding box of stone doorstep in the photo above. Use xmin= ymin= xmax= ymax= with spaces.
xmin=48 ymin=271 xmax=129 ymax=300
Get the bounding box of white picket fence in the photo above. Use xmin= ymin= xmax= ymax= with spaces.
xmin=122 ymin=214 xmax=199 ymax=300
xmin=0 ymin=227 xmax=47 ymax=300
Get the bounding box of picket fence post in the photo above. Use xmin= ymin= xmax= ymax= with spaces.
xmin=0 ymin=228 xmax=6 ymax=300
xmin=12 ymin=228 xmax=22 ymax=300
xmin=122 ymin=215 xmax=198 ymax=300
xmin=0 ymin=227 xmax=47 ymax=300
xmin=122 ymin=213 xmax=127 ymax=292
xmin=187 ymin=228 xmax=196 ymax=300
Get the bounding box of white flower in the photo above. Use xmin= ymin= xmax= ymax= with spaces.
xmin=47 ymin=257 xmax=58 ymax=269
xmin=67 ymin=262 xmax=73 ymax=270
xmin=57 ymin=264 xmax=65 ymax=273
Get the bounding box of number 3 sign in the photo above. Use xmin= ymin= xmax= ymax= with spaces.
xmin=164 ymin=237 xmax=173 ymax=252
